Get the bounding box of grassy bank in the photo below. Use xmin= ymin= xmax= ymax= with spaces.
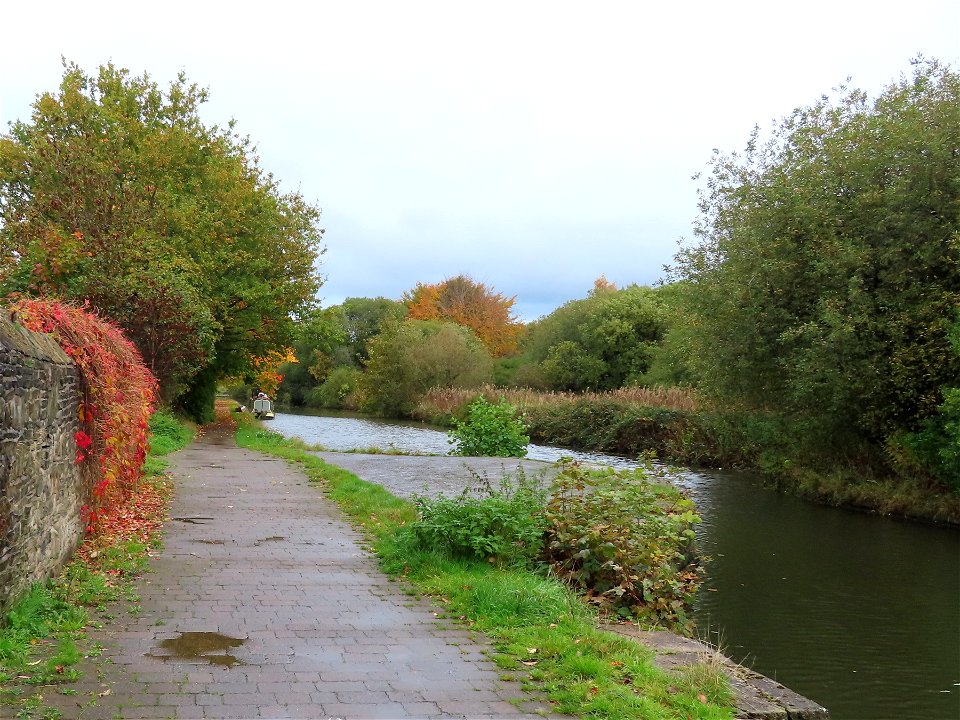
xmin=234 ymin=412 xmax=735 ymax=720
xmin=0 ymin=409 xmax=194 ymax=719
xmin=414 ymin=386 xmax=960 ymax=524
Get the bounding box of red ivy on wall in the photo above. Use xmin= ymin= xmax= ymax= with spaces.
xmin=12 ymin=298 xmax=158 ymax=532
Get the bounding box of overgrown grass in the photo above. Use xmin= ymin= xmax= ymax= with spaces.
xmin=417 ymin=384 xmax=699 ymax=422
xmin=0 ymin=409 xmax=194 ymax=718
xmin=235 ymin=414 xmax=735 ymax=719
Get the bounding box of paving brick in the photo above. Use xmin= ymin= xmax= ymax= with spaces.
xmin=43 ymin=430 xmax=555 ymax=720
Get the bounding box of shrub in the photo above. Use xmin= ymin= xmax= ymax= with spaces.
xmin=176 ymin=364 xmax=217 ymax=423
xmin=899 ymin=388 xmax=960 ymax=493
xmin=405 ymin=468 xmax=548 ymax=567
xmin=146 ymin=409 xmax=192 ymax=454
xmin=543 ymin=460 xmax=702 ymax=631
xmin=308 ymin=366 xmax=361 ymax=409
xmin=449 ymin=397 xmax=530 ymax=457
xmin=360 ymin=319 xmax=493 ymax=416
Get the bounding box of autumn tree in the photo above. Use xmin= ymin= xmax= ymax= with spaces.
xmin=0 ymin=62 xmax=324 ymax=418
xmin=403 ymin=275 xmax=522 ymax=357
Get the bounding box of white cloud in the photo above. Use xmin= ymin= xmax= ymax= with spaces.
xmin=2 ymin=0 xmax=958 ymax=320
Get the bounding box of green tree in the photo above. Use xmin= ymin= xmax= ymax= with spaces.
xmin=308 ymin=366 xmax=362 ymax=410
xmin=0 ymin=62 xmax=324 ymax=418
xmin=338 ymin=297 xmax=407 ymax=365
xmin=672 ymin=59 xmax=960 ymax=463
xmin=360 ymin=319 xmax=493 ymax=416
xmin=521 ymin=281 xmax=667 ymax=391
xmin=276 ymin=298 xmax=404 ymax=406
xmin=638 ymin=281 xmax=700 ymax=388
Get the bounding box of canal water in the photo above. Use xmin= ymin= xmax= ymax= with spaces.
xmin=268 ymin=410 xmax=960 ymax=720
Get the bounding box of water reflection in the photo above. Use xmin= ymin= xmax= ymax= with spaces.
xmin=146 ymin=632 xmax=246 ymax=667
xmin=693 ymin=473 xmax=960 ymax=720
xmin=269 ymin=410 xmax=960 ymax=720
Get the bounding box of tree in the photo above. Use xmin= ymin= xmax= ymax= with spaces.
xmin=359 ymin=319 xmax=493 ymax=416
xmin=404 ymin=275 xmax=522 ymax=357
xmin=637 ymin=281 xmax=701 ymax=388
xmin=275 ymin=298 xmax=404 ymax=407
xmin=672 ymin=59 xmax=960 ymax=462
xmin=0 ymin=62 xmax=324 ymax=418
xmin=338 ymin=297 xmax=407 ymax=365
xmin=85 ymin=260 xmax=216 ymax=402
xmin=520 ymin=282 xmax=667 ymax=391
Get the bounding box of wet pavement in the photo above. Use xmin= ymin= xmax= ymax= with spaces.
xmin=36 ymin=429 xmax=562 ymax=719
xmin=309 ymin=452 xmax=558 ymax=501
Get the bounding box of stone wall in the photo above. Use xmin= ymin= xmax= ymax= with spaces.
xmin=0 ymin=311 xmax=87 ymax=613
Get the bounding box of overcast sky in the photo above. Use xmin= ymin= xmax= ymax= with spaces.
xmin=2 ymin=2 xmax=958 ymax=320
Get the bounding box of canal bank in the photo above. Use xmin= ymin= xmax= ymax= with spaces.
xmin=309 ymin=448 xmax=830 ymax=720
xmin=269 ymin=410 xmax=960 ymax=720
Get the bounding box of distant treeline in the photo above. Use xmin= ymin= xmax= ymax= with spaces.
xmin=265 ymin=60 xmax=960 ymax=520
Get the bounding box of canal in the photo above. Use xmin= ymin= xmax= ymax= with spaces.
xmin=268 ymin=410 xmax=960 ymax=720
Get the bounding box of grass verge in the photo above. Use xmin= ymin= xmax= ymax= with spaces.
xmin=235 ymin=412 xmax=735 ymax=719
xmin=0 ymin=409 xmax=194 ymax=719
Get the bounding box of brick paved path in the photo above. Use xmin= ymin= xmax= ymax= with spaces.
xmin=39 ymin=429 xmax=561 ymax=719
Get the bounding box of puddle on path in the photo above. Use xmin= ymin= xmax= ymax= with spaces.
xmin=146 ymin=632 xmax=247 ymax=667
xmin=256 ymin=536 xmax=286 ymax=543
xmin=172 ymin=517 xmax=215 ymax=524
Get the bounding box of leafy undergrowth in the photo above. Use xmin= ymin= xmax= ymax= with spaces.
xmin=236 ymin=414 xmax=735 ymax=720
xmin=0 ymin=410 xmax=193 ymax=718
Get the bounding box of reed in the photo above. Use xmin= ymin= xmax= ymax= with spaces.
xmin=416 ymin=384 xmax=698 ymax=421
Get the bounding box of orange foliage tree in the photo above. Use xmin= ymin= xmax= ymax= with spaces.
xmin=403 ymin=275 xmax=522 ymax=357
xmin=250 ymin=348 xmax=297 ymax=397
xmin=12 ymin=298 xmax=157 ymax=532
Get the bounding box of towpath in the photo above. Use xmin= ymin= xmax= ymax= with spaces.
xmin=38 ymin=429 xmax=563 ymax=720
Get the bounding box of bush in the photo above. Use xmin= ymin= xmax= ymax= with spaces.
xmin=307 ymin=366 xmax=361 ymax=409
xmin=449 ymin=397 xmax=530 ymax=457
xmin=405 ymin=469 xmax=548 ymax=567
xmin=360 ymin=319 xmax=493 ymax=416
xmin=147 ymin=409 xmax=193 ymax=456
xmin=899 ymin=388 xmax=960 ymax=493
xmin=543 ymin=460 xmax=702 ymax=631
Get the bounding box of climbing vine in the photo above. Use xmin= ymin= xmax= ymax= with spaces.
xmin=12 ymin=298 xmax=157 ymax=531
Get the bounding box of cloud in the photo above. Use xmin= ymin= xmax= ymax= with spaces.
xmin=2 ymin=1 xmax=958 ymax=321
